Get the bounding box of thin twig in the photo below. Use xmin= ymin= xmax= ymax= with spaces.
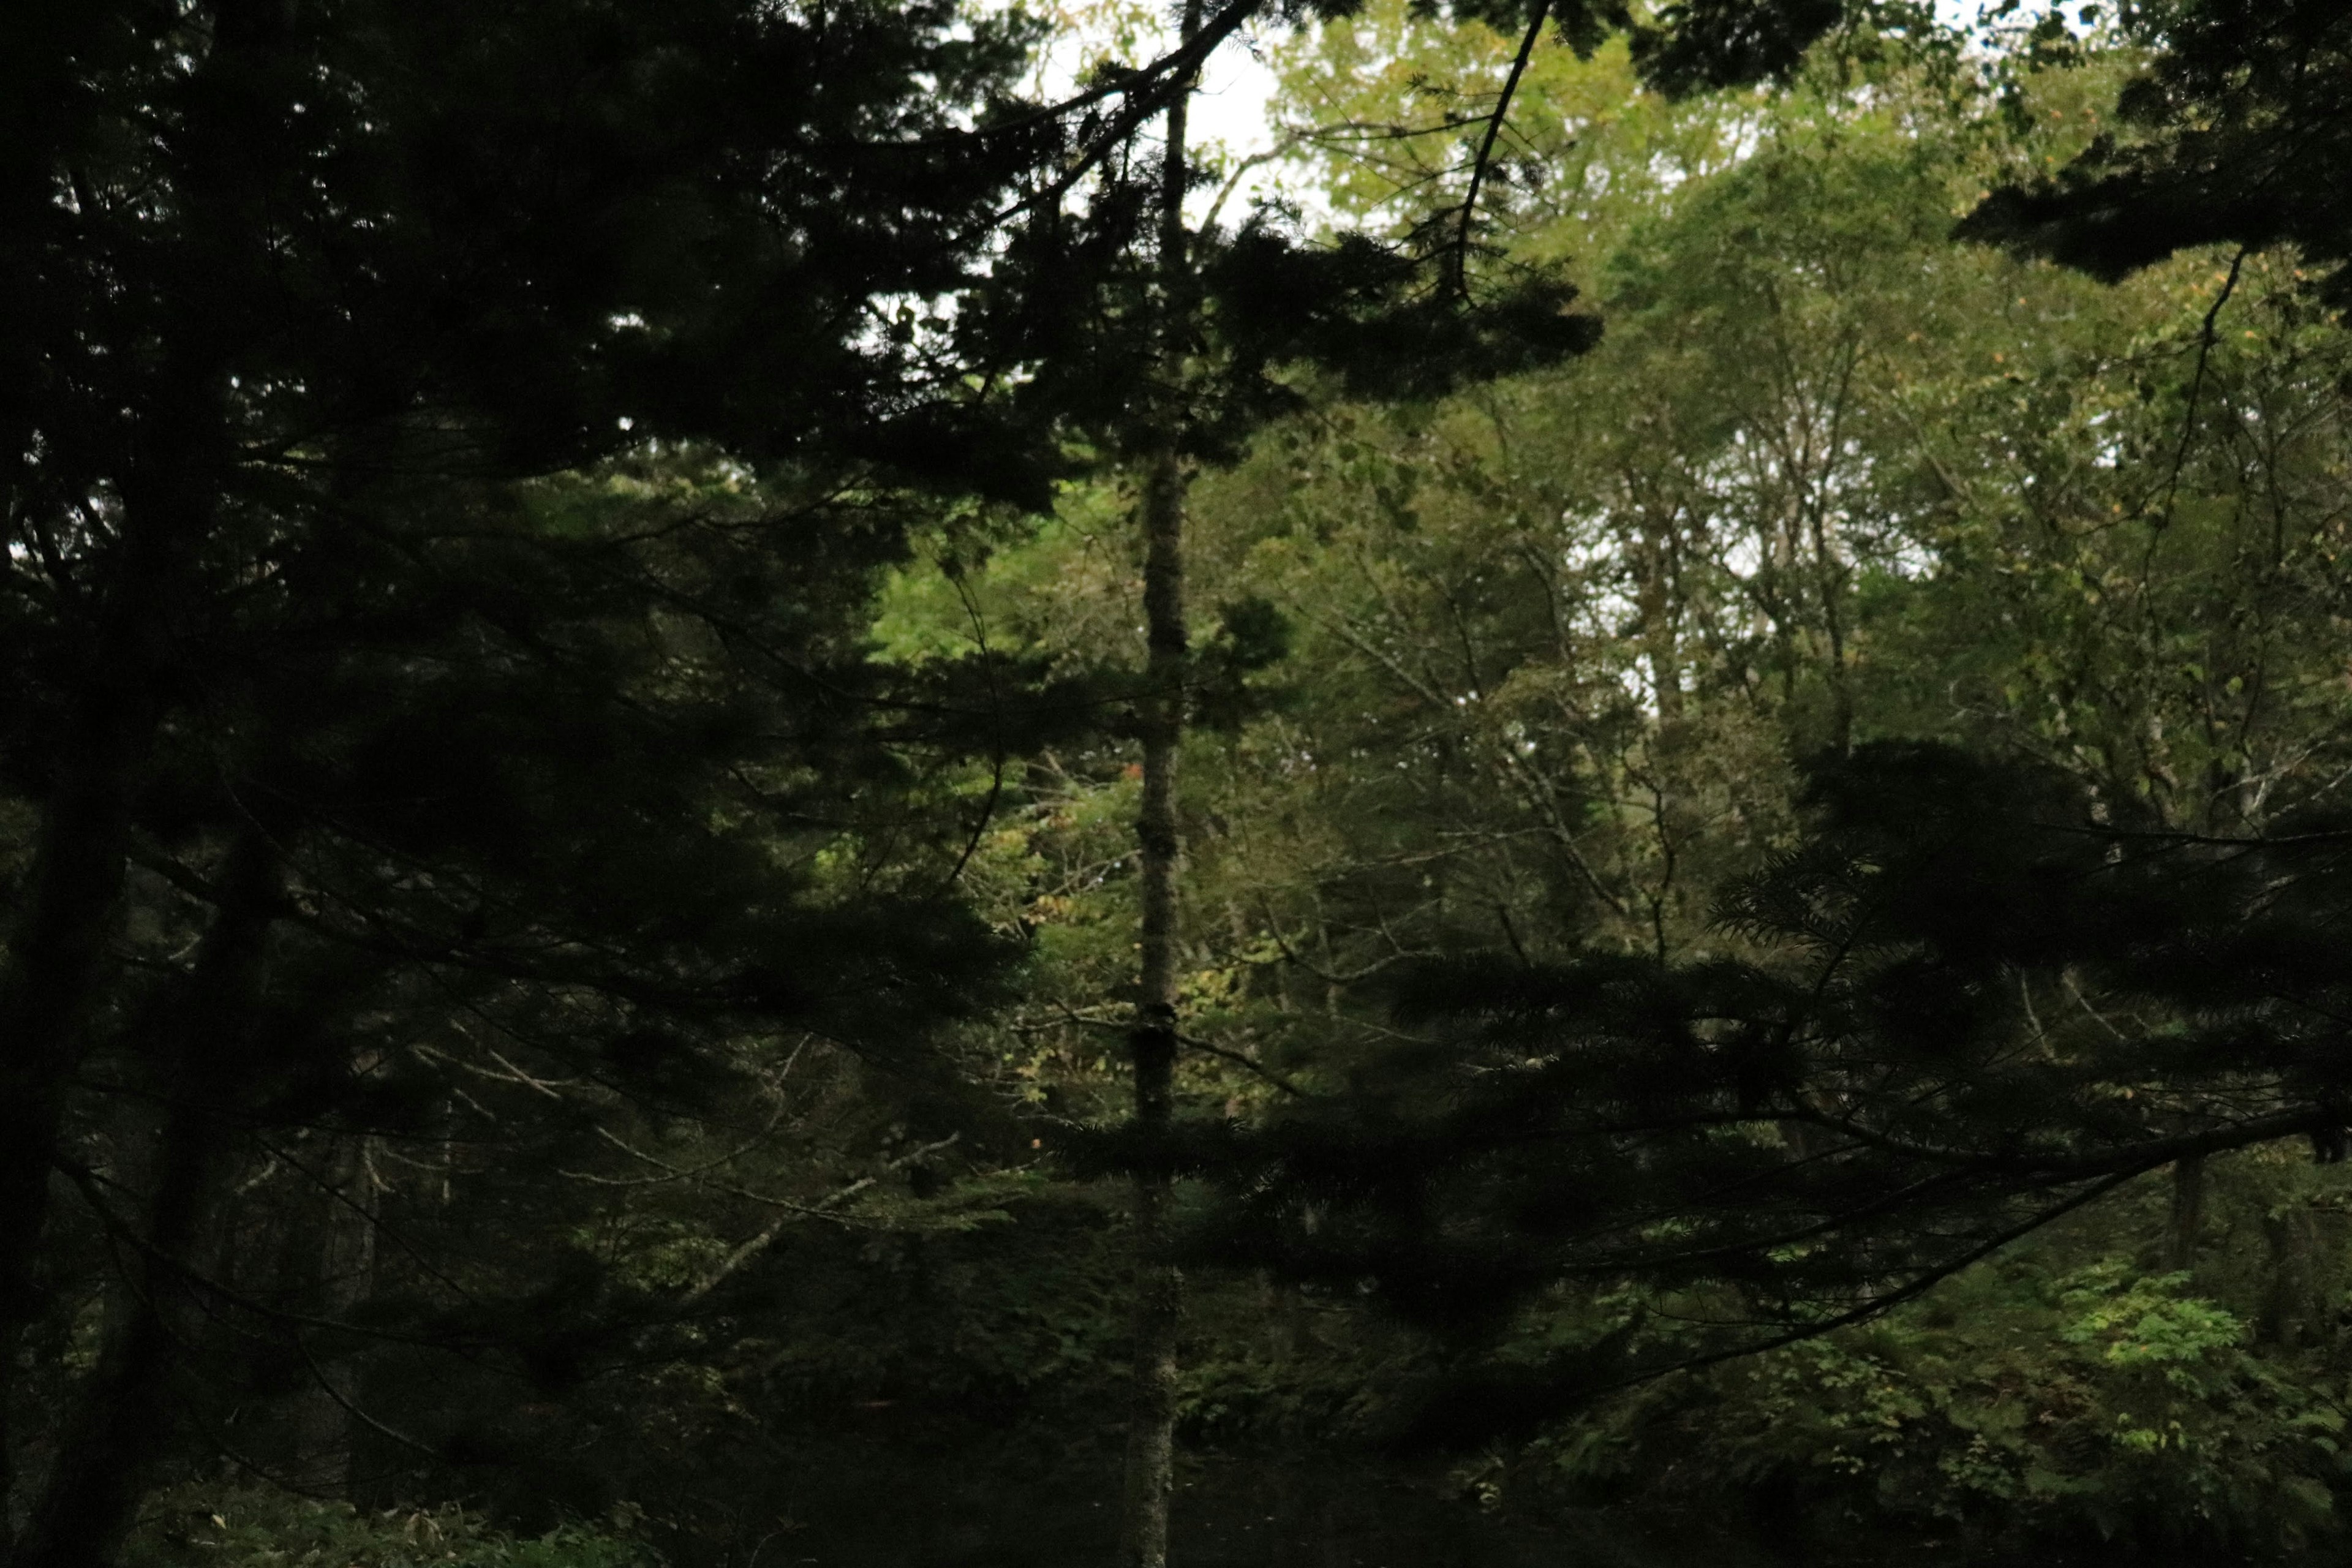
xmin=1044 ymin=1004 xmax=1312 ymax=1099
xmin=680 ymin=1134 xmax=963 ymax=1306
xmin=1201 ymin=135 xmax=1305 ymax=232
xmin=1178 ymin=1032 xmax=1310 ymax=1098
xmin=2156 ymin=246 xmax=2247 ymax=531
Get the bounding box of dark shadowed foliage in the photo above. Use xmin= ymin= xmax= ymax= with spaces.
xmin=1173 ymin=744 xmax=2352 ymax=1439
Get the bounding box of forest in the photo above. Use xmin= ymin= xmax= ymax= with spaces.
xmin=6 ymin=0 xmax=2352 ymax=1564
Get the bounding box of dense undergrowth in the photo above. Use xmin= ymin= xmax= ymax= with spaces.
xmin=123 ymin=1487 xmax=648 ymax=1568
xmin=1563 ymin=1264 xmax=2347 ymax=1557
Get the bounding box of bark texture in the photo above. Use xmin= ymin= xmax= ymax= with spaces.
xmin=1121 ymin=448 xmax=1188 ymax=1568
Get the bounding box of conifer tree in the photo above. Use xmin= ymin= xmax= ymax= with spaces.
xmin=1963 ymin=0 xmax=2352 ymax=298
xmin=1122 ymin=12 xmax=1202 ymax=1560
xmin=0 ymin=2 xmax=1069 ymax=1558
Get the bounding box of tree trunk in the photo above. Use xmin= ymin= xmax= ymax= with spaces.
xmin=1120 ymin=358 xmax=1189 ymax=1568
xmin=10 ymin=834 xmax=277 ymax=1568
xmin=282 ymin=1136 xmax=382 ymax=1493
xmin=2259 ymin=1202 xmax=2316 ymax=1348
xmin=14 ymin=1097 xmax=230 ymax=1568
xmin=1635 ymin=511 xmax=1681 ymax=725
xmin=0 ymin=19 xmax=270 ymax=1506
xmin=0 ymin=461 xmax=207 ymax=1548
xmin=1806 ymin=507 xmax=1852 ymax=756
xmin=1119 ymin=10 xmax=1200 ymax=1562
xmin=2162 ymin=1153 xmax=2204 ymax=1275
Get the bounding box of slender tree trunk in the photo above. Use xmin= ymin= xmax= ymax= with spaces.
xmin=1118 ymin=348 xmax=1188 ymax=1568
xmin=1119 ymin=13 xmax=1200 ymax=1564
xmin=2259 ymin=1202 xmax=2316 ymax=1348
xmin=0 ymin=460 xmax=209 ymax=1553
xmin=12 ymin=833 xmax=278 ymax=1568
xmin=1803 ymin=506 xmax=1851 ymax=756
xmin=2163 ymin=1153 xmax=2205 ymax=1275
xmin=1635 ymin=511 xmax=1681 ymax=725
xmin=0 ymin=21 xmax=272 ymax=1503
xmin=1120 ymin=450 xmax=1185 ymax=1558
xmin=283 ymin=1136 xmax=382 ymax=1493
xmin=15 ymin=1098 xmax=230 ymax=1568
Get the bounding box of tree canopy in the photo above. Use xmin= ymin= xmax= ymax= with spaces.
xmin=11 ymin=1 xmax=2352 ymax=1566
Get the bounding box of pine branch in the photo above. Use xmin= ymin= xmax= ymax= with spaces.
xmin=1450 ymin=0 xmax=1553 ymax=296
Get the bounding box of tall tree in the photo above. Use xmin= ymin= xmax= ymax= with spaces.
xmin=1121 ymin=8 xmax=1205 ymax=1559
xmin=0 ymin=1 xmax=1071 ymax=1558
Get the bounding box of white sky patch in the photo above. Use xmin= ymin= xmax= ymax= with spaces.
xmin=1188 ymin=34 xmax=1293 ymax=223
xmin=1006 ymin=2 xmax=1300 ymax=227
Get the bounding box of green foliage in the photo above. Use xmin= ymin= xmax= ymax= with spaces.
xmin=123 ymin=1487 xmax=647 ymax=1568
xmin=1566 ymin=1259 xmax=2350 ymax=1555
xmin=47 ymin=6 xmax=2352 ymax=1565
xmin=1962 ymin=0 xmax=2352 ymax=303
